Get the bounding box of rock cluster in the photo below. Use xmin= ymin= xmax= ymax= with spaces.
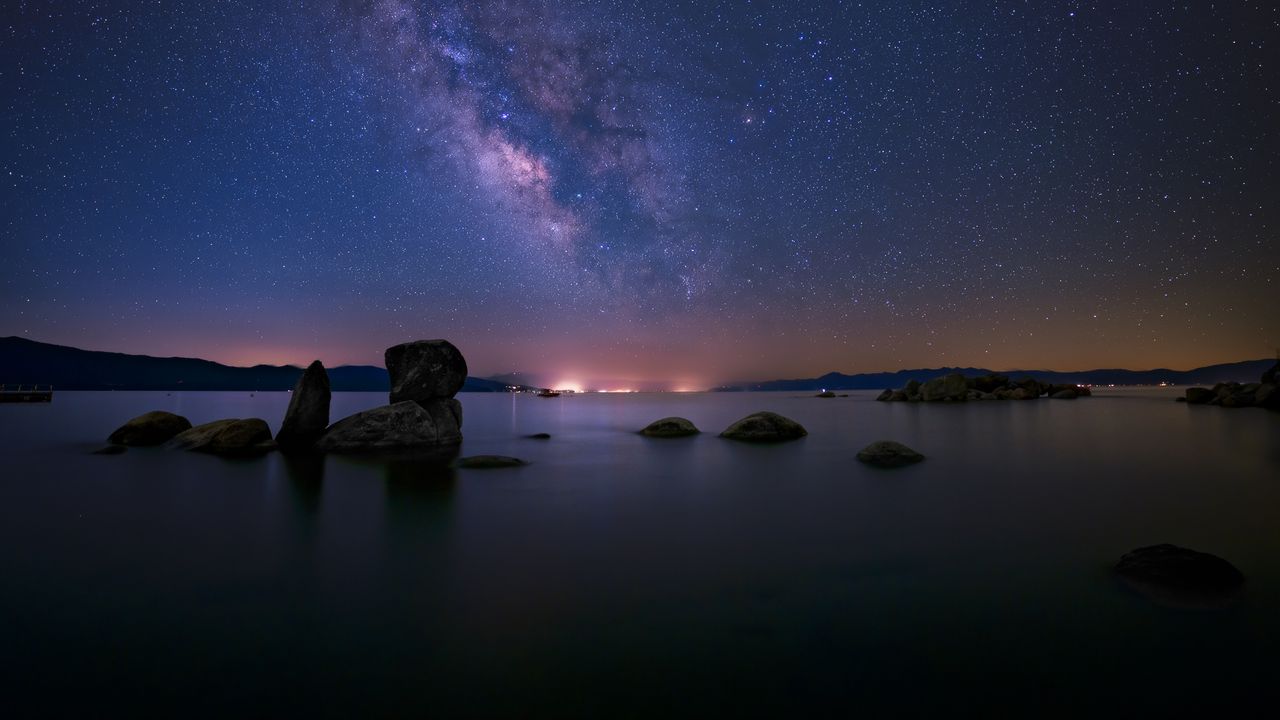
xmin=875 ymin=373 xmax=1091 ymax=403
xmin=103 ymin=338 xmax=469 ymax=457
xmin=1180 ymin=362 xmax=1279 ymax=410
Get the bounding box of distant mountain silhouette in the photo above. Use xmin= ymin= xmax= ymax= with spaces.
xmin=714 ymin=360 xmax=1276 ymax=391
xmin=0 ymin=337 xmax=516 ymax=392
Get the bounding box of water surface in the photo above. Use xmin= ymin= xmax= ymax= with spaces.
xmin=2 ymin=390 xmax=1278 ymax=716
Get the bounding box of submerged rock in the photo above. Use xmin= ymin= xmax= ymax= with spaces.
xmin=639 ymin=417 xmax=700 ymax=438
xmin=107 ymin=410 xmax=192 ymax=446
xmin=455 ymin=455 xmax=527 ymax=469
xmin=168 ymin=418 xmax=275 ymax=456
xmin=525 ymin=432 xmax=552 ymax=440
xmin=720 ymin=412 xmax=807 ymax=442
xmin=92 ymin=444 xmax=128 ymax=455
xmin=385 ymin=339 xmax=468 ymax=407
xmin=856 ymin=440 xmax=925 ymax=468
xmin=276 ymin=360 xmax=330 ymax=450
xmin=1115 ymin=544 xmax=1244 ymax=608
xmin=317 ymin=401 xmax=459 ymax=453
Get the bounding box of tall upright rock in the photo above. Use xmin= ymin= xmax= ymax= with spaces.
xmin=277 ymin=360 xmax=331 ymax=450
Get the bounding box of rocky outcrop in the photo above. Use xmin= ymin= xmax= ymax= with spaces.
xmin=107 ymin=410 xmax=192 ymax=446
xmin=168 ymin=418 xmax=275 ymax=456
xmin=815 ymin=390 xmax=836 ymax=398
xmin=386 ymin=340 xmax=468 ymax=409
xmin=1115 ymin=544 xmax=1244 ymax=607
xmin=455 ymin=455 xmax=527 ymax=469
xmin=276 ymin=360 xmax=331 ymax=450
xmin=1180 ymin=361 xmax=1279 ymax=410
xmin=317 ymin=401 xmax=459 ymax=453
xmin=639 ymin=417 xmax=700 ymax=438
xmin=856 ymin=441 xmax=925 ymax=468
xmin=876 ymin=373 xmax=1090 ymax=403
xmin=720 ymin=412 xmax=807 ymax=442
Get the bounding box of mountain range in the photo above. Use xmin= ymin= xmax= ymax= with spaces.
xmin=1 ymin=336 xmax=1271 ymax=392
xmin=713 ymin=360 xmax=1276 ymax=392
xmin=0 ymin=337 xmax=524 ymax=392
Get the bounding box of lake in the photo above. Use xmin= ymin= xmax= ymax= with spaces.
xmin=2 ymin=389 xmax=1278 ymax=716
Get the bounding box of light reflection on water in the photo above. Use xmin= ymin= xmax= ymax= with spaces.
xmin=1 ymin=389 xmax=1278 ymax=715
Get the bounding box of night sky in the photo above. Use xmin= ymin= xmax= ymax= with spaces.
xmin=3 ymin=1 xmax=1276 ymax=388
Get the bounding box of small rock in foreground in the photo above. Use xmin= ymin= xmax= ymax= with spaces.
xmin=720 ymin=412 xmax=807 ymax=443
xmin=639 ymin=417 xmax=700 ymax=438
xmin=92 ymin=445 xmax=128 ymax=455
xmin=525 ymin=432 xmax=552 ymax=440
xmin=107 ymin=410 xmax=192 ymax=446
xmin=455 ymin=455 xmax=527 ymax=469
xmin=1115 ymin=544 xmax=1244 ymax=608
xmin=856 ymin=441 xmax=925 ymax=468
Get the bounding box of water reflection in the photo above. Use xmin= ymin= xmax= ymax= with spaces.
xmin=281 ymin=450 xmax=325 ymax=514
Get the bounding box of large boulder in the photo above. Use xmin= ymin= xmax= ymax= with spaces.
xmin=385 ymin=339 xmax=468 ymax=406
xmin=639 ymin=417 xmax=700 ymax=438
xmin=1177 ymin=386 xmax=1208 ymax=404
xmin=720 ymin=412 xmax=807 ymax=442
xmin=167 ymin=418 xmax=275 ymax=456
xmin=921 ymin=373 xmax=969 ymax=401
xmin=317 ymin=401 xmax=460 ymax=453
xmin=856 ymin=441 xmax=925 ymax=468
xmin=107 ymin=410 xmax=192 ymax=446
xmin=970 ymin=373 xmax=1010 ymax=393
xmin=1115 ymin=544 xmax=1244 ymax=607
xmin=276 ymin=360 xmax=331 ymax=450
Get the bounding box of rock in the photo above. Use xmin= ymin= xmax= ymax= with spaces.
xmin=815 ymin=390 xmax=836 ymax=398
xmin=921 ymin=373 xmax=969 ymax=401
xmin=317 ymin=401 xmax=460 ymax=453
xmin=1184 ymin=387 xmax=1214 ymax=404
xmin=276 ymin=360 xmax=331 ymax=450
xmin=107 ymin=410 xmax=192 ymax=446
xmin=639 ymin=417 xmax=700 ymax=438
xmin=856 ymin=441 xmax=925 ymax=468
xmin=1263 ymin=362 xmax=1278 ymax=385
xmin=1050 ymin=388 xmax=1078 ymax=399
xmin=720 ymin=412 xmax=807 ymax=442
xmin=455 ymin=455 xmax=527 ymax=469
xmin=92 ymin=445 xmax=127 ymax=455
xmin=903 ymin=380 xmax=921 ymax=397
xmin=1221 ymin=391 xmax=1255 ymax=408
xmin=385 ymin=339 xmax=468 ymax=406
xmin=525 ymin=432 xmax=552 ymax=440
xmin=889 ymin=390 xmax=908 ymax=401
xmin=970 ymin=373 xmax=1010 ymax=393
xmin=168 ymin=418 xmax=275 ymax=456
xmin=1256 ymin=383 xmax=1279 ymax=410
xmin=1115 ymin=544 xmax=1245 ymax=607
xmin=875 ymin=390 xmax=892 ymax=401
xmin=1010 ymin=387 xmax=1035 ymax=400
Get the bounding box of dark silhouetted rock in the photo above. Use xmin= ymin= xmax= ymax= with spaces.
xmin=720 ymin=412 xmax=807 ymax=442
xmin=92 ymin=445 xmax=127 ymax=455
xmin=969 ymin=373 xmax=1010 ymax=393
xmin=317 ymin=401 xmax=460 ymax=453
xmin=1050 ymin=388 xmax=1078 ymax=399
xmin=639 ymin=416 xmax=700 ymax=438
xmin=1115 ymin=544 xmax=1244 ymax=608
xmin=1262 ymin=361 xmax=1278 ymax=385
xmin=455 ymin=455 xmax=527 ymax=469
xmin=921 ymin=373 xmax=968 ymax=401
xmin=276 ymin=360 xmax=330 ymax=450
xmin=815 ymin=390 xmax=836 ymax=398
xmin=168 ymin=418 xmax=275 ymax=456
xmin=1257 ymin=383 xmax=1279 ymax=410
xmin=875 ymin=389 xmax=892 ymax=402
xmin=856 ymin=440 xmax=925 ymax=468
xmin=107 ymin=410 xmax=192 ymax=446
xmin=525 ymin=432 xmax=552 ymax=440
xmin=385 ymin=339 xmax=468 ymax=406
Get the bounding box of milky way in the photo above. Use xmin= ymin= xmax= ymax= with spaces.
xmin=2 ymin=1 xmax=1276 ymax=386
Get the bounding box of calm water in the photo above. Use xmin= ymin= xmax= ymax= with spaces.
xmin=2 ymin=390 xmax=1278 ymax=716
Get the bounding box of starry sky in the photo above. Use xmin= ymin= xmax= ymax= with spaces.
xmin=3 ymin=1 xmax=1276 ymax=388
